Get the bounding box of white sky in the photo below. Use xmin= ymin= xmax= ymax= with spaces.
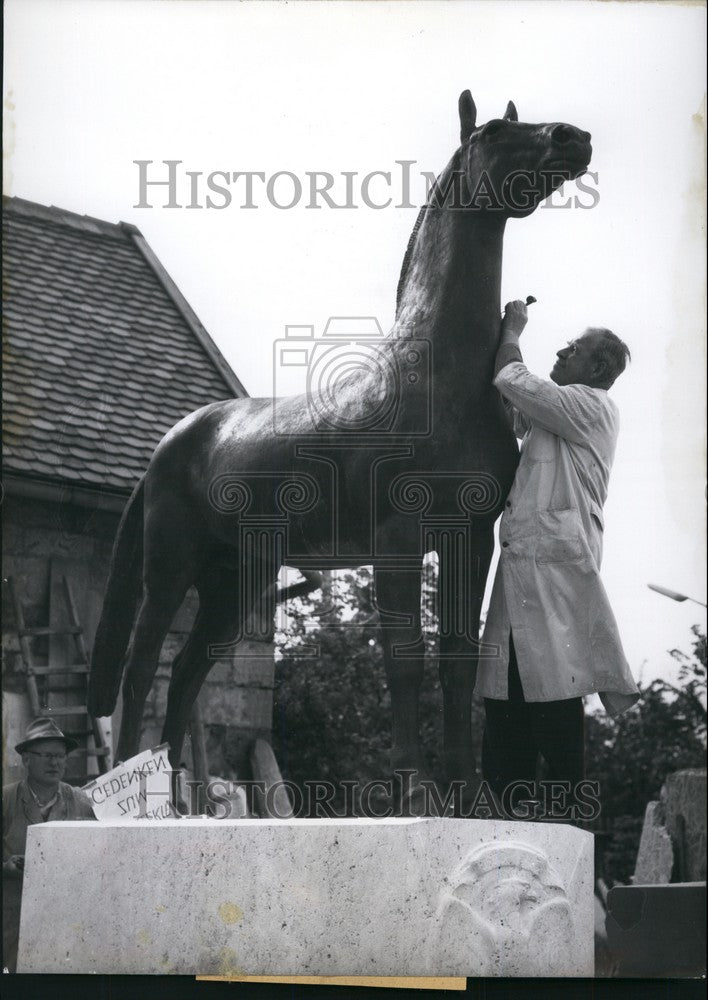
xmin=4 ymin=0 xmax=706 ymax=686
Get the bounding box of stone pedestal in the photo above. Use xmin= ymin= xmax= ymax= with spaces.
xmin=18 ymin=818 xmax=594 ymax=977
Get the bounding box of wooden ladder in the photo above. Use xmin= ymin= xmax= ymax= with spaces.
xmin=7 ymin=575 xmax=111 ymax=781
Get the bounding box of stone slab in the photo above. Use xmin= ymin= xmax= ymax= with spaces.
xmin=633 ymin=768 xmax=707 ymax=885
xmin=17 ymin=818 xmax=593 ymax=977
xmin=663 ymin=768 xmax=706 ymax=882
xmin=633 ymin=801 xmax=674 ymax=884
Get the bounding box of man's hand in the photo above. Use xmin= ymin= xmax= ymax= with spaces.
xmin=502 ymin=299 xmax=529 ymax=336
xmin=494 ymin=298 xmax=530 ymax=377
xmin=3 ymin=855 xmax=25 ymax=879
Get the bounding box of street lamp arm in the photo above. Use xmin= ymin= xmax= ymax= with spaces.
xmin=686 ymin=597 xmax=708 ymax=609
xmin=648 ymin=583 xmax=708 ymax=608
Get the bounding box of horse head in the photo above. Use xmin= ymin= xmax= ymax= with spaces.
xmin=395 ymin=92 xmax=592 ymax=313
xmin=452 ymin=90 xmax=592 ymax=218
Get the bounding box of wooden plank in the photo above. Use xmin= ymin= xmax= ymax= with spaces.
xmin=190 ymin=700 xmax=210 ymax=788
xmin=19 ymin=626 xmax=82 ymax=637
xmin=42 ymin=706 xmax=89 ymax=717
xmin=72 ymin=601 xmax=112 ymax=775
xmin=249 ymin=738 xmax=293 ymax=818
xmin=25 ymin=669 xmax=43 ymax=717
xmin=29 ymin=664 xmax=90 ymax=676
xmin=6 ymin=577 xmax=41 ymax=716
xmin=198 ymin=977 xmax=467 ymax=991
xmin=63 ymin=574 xmax=92 ymax=665
xmin=82 ymin=573 xmax=115 ymax=772
xmin=8 ymin=570 xmax=109 ymax=775
xmin=63 ymin=570 xmax=111 ymax=775
xmin=50 ymin=562 xmax=79 ymax=679
xmin=51 ymin=560 xmax=111 ymax=777
xmin=49 ymin=562 xmax=80 ymax=772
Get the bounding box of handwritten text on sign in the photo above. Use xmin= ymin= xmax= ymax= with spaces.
xmin=83 ymin=745 xmax=172 ymax=820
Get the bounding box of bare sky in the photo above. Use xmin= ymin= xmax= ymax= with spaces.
xmin=4 ymin=0 xmax=706 ymax=686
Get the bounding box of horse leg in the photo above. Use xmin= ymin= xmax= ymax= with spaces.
xmin=116 ymin=585 xmax=191 ymax=762
xmin=161 ymin=558 xmax=279 ymax=771
xmin=161 ymin=598 xmax=234 ymax=815
xmin=115 ymin=513 xmax=204 ymax=762
xmin=375 ymin=565 xmax=426 ymax=808
xmin=438 ymin=525 xmax=495 ymax=804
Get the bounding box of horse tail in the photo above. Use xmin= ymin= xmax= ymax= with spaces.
xmin=87 ymin=476 xmax=145 ymax=717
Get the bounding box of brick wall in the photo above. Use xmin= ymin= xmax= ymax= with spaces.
xmin=2 ymin=493 xmax=274 ymax=783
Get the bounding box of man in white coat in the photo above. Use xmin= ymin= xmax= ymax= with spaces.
xmin=476 ymin=300 xmax=640 ymax=817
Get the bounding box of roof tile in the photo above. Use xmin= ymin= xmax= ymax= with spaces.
xmin=3 ymin=197 xmax=244 ymax=494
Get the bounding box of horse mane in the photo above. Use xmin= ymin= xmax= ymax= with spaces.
xmin=395 ymin=204 xmax=427 ymax=314
xmin=395 ymin=149 xmax=463 ymax=317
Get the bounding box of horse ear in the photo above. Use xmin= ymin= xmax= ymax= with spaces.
xmin=504 ymin=101 xmax=518 ymax=122
xmin=459 ymin=90 xmax=477 ymax=142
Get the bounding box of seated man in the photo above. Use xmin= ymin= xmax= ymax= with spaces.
xmin=3 ymin=718 xmax=96 ymax=972
xmin=476 ymin=300 xmax=640 ymax=819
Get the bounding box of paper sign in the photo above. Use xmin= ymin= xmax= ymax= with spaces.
xmin=83 ymin=744 xmax=172 ymax=821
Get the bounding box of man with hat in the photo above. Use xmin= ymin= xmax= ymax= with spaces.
xmin=3 ymin=718 xmax=96 ymax=972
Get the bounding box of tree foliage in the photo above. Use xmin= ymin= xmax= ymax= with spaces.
xmin=273 ymin=569 xmax=705 ymax=880
xmin=272 ymin=564 xmax=486 ymax=813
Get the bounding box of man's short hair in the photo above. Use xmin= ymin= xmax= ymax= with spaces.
xmin=586 ymin=328 xmax=631 ymax=387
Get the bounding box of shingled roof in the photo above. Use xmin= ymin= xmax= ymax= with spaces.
xmin=2 ymin=196 xmax=246 ymax=500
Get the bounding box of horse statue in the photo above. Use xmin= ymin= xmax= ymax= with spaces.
xmin=88 ymin=91 xmax=592 ymax=808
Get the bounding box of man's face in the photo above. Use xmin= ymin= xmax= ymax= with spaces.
xmin=23 ymin=739 xmax=68 ymax=786
xmin=550 ymin=330 xmax=604 ymax=387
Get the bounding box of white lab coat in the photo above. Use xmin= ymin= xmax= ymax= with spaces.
xmin=476 ymin=361 xmax=640 ymax=716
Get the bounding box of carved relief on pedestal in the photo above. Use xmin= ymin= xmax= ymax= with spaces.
xmin=432 ymin=841 xmax=574 ymax=976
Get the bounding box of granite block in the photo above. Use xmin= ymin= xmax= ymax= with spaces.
xmin=17 ymin=817 xmax=593 ymax=976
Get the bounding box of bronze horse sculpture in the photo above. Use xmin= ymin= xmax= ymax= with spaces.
xmin=88 ymin=92 xmax=592 ymax=804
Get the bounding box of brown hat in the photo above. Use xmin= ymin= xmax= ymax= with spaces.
xmin=15 ymin=718 xmax=79 ymax=754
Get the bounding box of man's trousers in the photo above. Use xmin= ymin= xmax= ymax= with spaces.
xmin=482 ymin=633 xmax=585 ymax=814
